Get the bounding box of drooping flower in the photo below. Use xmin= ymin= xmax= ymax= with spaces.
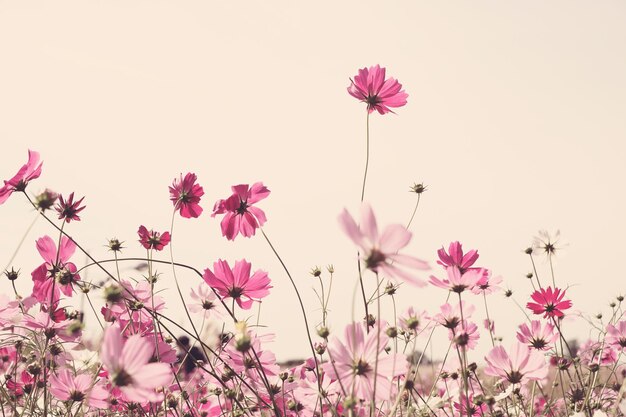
xmin=526 ymin=287 xmax=572 ymax=319
xmin=202 ymin=259 xmax=271 ymax=310
xmin=31 ymin=235 xmax=81 ymax=306
xmin=55 ymin=192 xmax=86 ymax=223
xmin=211 ymin=182 xmax=270 ymax=240
xmin=429 ymin=266 xmax=484 ymax=293
xmin=347 ymin=65 xmax=408 ymax=115
xmin=324 ymin=321 xmax=403 ymax=401
xmin=49 ymin=368 xmax=108 ymax=408
xmin=137 ymin=225 xmax=171 ymax=251
xmin=339 ymin=203 xmax=429 ymax=286
xmin=516 ymin=321 xmax=558 ymax=351
xmin=484 ymin=342 xmax=549 ymax=385
xmin=437 ymin=241 xmax=479 ymax=273
xmin=0 ymin=150 xmax=43 ymax=205
xmin=100 ymin=325 xmax=171 ymax=403
xmin=169 ymin=172 xmax=204 ymax=218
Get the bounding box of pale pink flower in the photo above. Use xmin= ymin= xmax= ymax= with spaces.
xmin=450 ymin=321 xmax=480 ymax=350
xmin=211 ymin=182 xmax=270 ymax=240
xmin=202 ymin=259 xmax=271 ymax=310
xmin=100 ymin=325 xmax=171 ymax=403
xmin=339 ymin=203 xmax=429 ymax=286
xmin=324 ymin=321 xmax=403 ymax=401
xmin=0 ymin=150 xmax=43 ymax=204
xmin=189 ymin=283 xmax=223 ymax=319
xmin=484 ymin=342 xmax=548 ymax=385
xmin=471 ymin=270 xmax=503 ymax=295
xmin=434 ymin=302 xmax=475 ymax=330
xmin=169 ymin=172 xmax=204 ymax=218
xmin=399 ymin=307 xmax=430 ymax=334
xmin=49 ymin=368 xmax=108 ymax=408
xmin=429 ymin=266 xmax=484 ymax=293
xmin=606 ymin=321 xmax=626 ymax=352
xmin=516 ymin=321 xmax=558 ymax=351
xmin=348 ymin=65 xmax=408 ymax=114
xmin=578 ymin=339 xmax=618 ymax=366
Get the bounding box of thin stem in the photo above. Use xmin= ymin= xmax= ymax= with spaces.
xmin=360 ymin=112 xmax=370 ymax=202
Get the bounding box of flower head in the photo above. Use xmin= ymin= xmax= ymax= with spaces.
xmin=606 ymin=321 xmax=626 ymax=353
xmin=202 ymin=259 xmax=271 ymax=310
xmin=437 ymin=241 xmax=479 ymax=273
xmin=55 ymin=192 xmax=86 ymax=223
xmin=49 ymin=368 xmax=108 ymax=408
xmin=169 ymin=172 xmax=204 ymax=218
xmin=348 ymin=65 xmax=408 ymax=114
xmin=516 ymin=320 xmax=558 ymax=351
xmin=484 ymin=342 xmax=549 ymax=385
xmin=211 ymin=182 xmax=270 ymax=240
xmin=137 ymin=225 xmax=171 ymax=251
xmin=429 ymin=266 xmax=484 ymax=293
xmin=100 ymin=325 xmax=171 ymax=403
xmin=339 ymin=203 xmax=429 ymax=286
xmin=526 ymin=286 xmax=572 ymax=319
xmin=324 ymin=321 xmax=402 ymax=401
xmin=0 ymin=150 xmax=43 ymax=204
xmin=532 ymin=230 xmax=564 ymax=257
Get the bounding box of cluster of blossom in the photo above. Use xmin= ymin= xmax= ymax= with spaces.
xmin=0 ymin=66 xmax=623 ymax=417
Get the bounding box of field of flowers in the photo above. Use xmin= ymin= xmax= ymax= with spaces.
xmin=0 ymin=65 xmax=624 ymax=417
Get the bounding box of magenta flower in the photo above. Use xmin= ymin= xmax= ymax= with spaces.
xmin=429 ymin=266 xmax=484 ymax=293
xmin=484 ymin=342 xmax=549 ymax=385
xmin=348 ymin=65 xmax=408 ymax=114
xmin=169 ymin=172 xmax=204 ymax=218
xmin=202 ymin=259 xmax=271 ymax=310
xmin=0 ymin=150 xmax=43 ymax=205
xmin=31 ymin=235 xmax=81 ymax=306
xmin=437 ymin=241 xmax=479 ymax=273
xmin=100 ymin=325 xmax=171 ymax=403
xmin=324 ymin=321 xmax=402 ymax=401
xmin=526 ymin=286 xmax=572 ymax=319
xmin=55 ymin=192 xmax=86 ymax=223
xmin=339 ymin=203 xmax=429 ymax=286
xmin=137 ymin=225 xmax=171 ymax=251
xmin=516 ymin=320 xmax=558 ymax=351
xmin=49 ymin=368 xmax=108 ymax=408
xmin=211 ymin=182 xmax=270 ymax=240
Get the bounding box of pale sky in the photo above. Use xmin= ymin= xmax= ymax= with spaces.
xmin=0 ymin=1 xmax=625 ymax=360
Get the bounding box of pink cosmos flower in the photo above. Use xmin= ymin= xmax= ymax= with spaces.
xmin=137 ymin=225 xmax=171 ymax=251
xmin=339 ymin=203 xmax=429 ymax=286
xmin=434 ymin=302 xmax=475 ymax=330
xmin=399 ymin=307 xmax=430 ymax=334
xmin=437 ymin=241 xmax=479 ymax=273
xmin=348 ymin=65 xmax=408 ymax=115
xmin=578 ymin=339 xmax=617 ymax=366
xmin=526 ymin=287 xmax=572 ymax=319
xmin=202 ymin=259 xmax=271 ymax=310
xmin=484 ymin=342 xmax=548 ymax=385
xmin=429 ymin=266 xmax=484 ymax=293
xmin=0 ymin=150 xmax=43 ymax=205
xmin=606 ymin=321 xmax=626 ymax=352
xmin=471 ymin=270 xmax=503 ymax=295
xmin=49 ymin=368 xmax=108 ymax=408
xmin=169 ymin=172 xmax=204 ymax=218
xmin=516 ymin=321 xmax=558 ymax=351
xmin=100 ymin=325 xmax=171 ymax=403
xmin=31 ymin=235 xmax=81 ymax=306
xmin=189 ymin=283 xmax=223 ymax=320
xmin=324 ymin=321 xmax=402 ymax=401
xmin=211 ymin=182 xmax=270 ymax=240
xmin=55 ymin=192 xmax=86 ymax=223
xmin=450 ymin=321 xmax=480 ymax=350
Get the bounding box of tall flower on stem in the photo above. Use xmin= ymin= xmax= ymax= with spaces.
xmin=31 ymin=235 xmax=81 ymax=306
xmin=348 ymin=65 xmax=408 ymax=115
xmin=526 ymin=286 xmax=572 ymax=319
xmin=137 ymin=225 xmax=171 ymax=251
xmin=202 ymin=259 xmax=271 ymax=310
xmin=55 ymin=192 xmax=86 ymax=223
xmin=169 ymin=172 xmax=204 ymax=218
xmin=0 ymin=149 xmax=43 ymax=204
xmin=339 ymin=203 xmax=429 ymax=286
xmin=211 ymin=182 xmax=270 ymax=240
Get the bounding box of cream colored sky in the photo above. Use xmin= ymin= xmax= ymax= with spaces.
xmin=0 ymin=1 xmax=625 ymax=360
